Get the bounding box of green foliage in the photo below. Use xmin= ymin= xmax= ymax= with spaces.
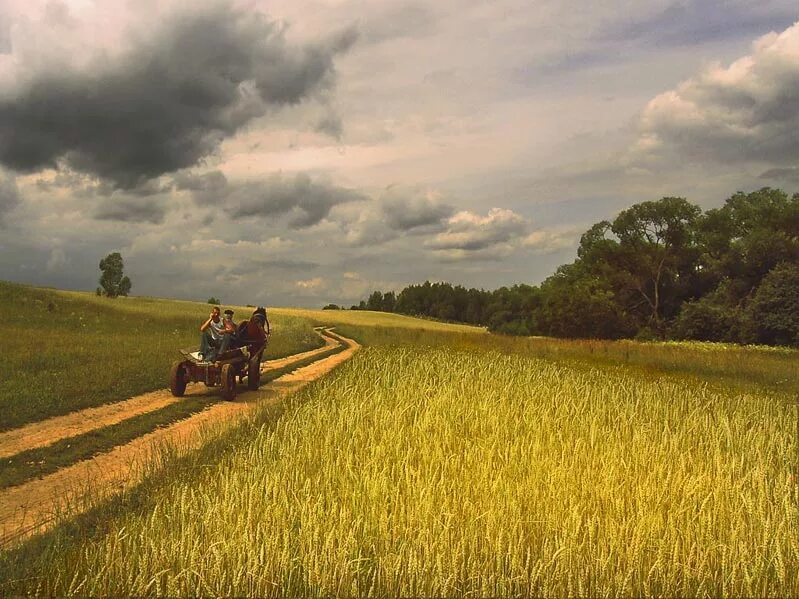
xmin=356 ymin=187 xmax=799 ymax=346
xmin=322 ymin=304 xmax=340 ymax=310
xmin=364 ymin=290 xmax=397 ymax=312
xmin=98 ymin=252 xmax=131 ymax=298
xmin=207 ymin=297 xmax=221 ymax=305
xmin=538 ymin=266 xmax=634 ymax=339
xmin=746 ymin=262 xmax=799 ymax=346
xmin=673 ymin=296 xmax=740 ymax=342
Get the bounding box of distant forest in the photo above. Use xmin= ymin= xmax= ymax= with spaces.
xmin=341 ymin=188 xmax=799 ymax=346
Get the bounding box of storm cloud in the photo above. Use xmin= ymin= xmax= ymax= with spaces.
xmin=0 ymin=3 xmax=356 ymax=188
xmin=760 ymin=166 xmax=799 ymax=183
xmin=633 ymin=22 xmax=799 ymax=166
xmin=94 ymin=196 xmax=169 ymax=224
xmin=192 ymin=171 xmax=365 ymax=229
xmin=0 ymin=170 xmax=19 ymax=225
xmin=381 ymin=186 xmax=454 ymax=231
xmin=343 ymin=186 xmax=454 ymax=247
xmin=229 ymin=258 xmax=319 ymax=277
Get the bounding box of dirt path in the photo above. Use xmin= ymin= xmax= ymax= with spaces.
xmin=0 ymin=330 xmax=359 ymax=548
xmin=0 ymin=329 xmax=339 ymax=459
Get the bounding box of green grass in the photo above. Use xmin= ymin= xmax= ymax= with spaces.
xmin=1 ymin=281 xmax=323 ymax=431
xmin=0 ymin=329 xmax=350 ymax=491
xmin=2 ymin=343 xmax=796 ymax=596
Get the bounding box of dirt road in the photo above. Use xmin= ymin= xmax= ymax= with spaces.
xmin=0 ymin=329 xmax=359 ymax=547
xmin=0 ymin=330 xmax=339 ymax=459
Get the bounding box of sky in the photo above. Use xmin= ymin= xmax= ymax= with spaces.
xmin=0 ymin=0 xmax=797 ymax=307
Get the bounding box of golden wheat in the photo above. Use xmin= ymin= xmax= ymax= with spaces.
xmin=5 ymin=345 xmax=796 ymax=597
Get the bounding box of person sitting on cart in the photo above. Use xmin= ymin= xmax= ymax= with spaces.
xmin=198 ymin=306 xmax=235 ymax=363
xmin=219 ymin=309 xmax=237 ymax=353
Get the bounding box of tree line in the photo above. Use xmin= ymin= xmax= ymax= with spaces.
xmin=344 ymin=188 xmax=799 ymax=346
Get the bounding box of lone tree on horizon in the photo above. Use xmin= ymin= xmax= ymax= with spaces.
xmin=98 ymin=252 xmax=132 ymax=298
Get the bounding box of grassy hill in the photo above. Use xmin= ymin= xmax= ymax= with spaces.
xmin=1 ymin=281 xmax=325 ymax=430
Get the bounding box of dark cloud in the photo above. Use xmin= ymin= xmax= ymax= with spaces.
xmin=229 ymin=258 xmax=319 ymax=277
xmin=760 ymin=166 xmax=799 ymax=183
xmin=94 ymin=196 xmax=168 ymax=224
xmin=0 ymin=3 xmax=357 ymax=188
xmin=381 ymin=186 xmax=454 ymax=231
xmin=599 ymin=1 xmax=797 ymax=47
xmin=192 ymin=171 xmax=365 ymax=229
xmin=343 ymin=186 xmax=454 ymax=247
xmin=634 ymin=23 xmax=799 ymax=166
xmin=173 ymin=170 xmax=229 ymax=193
xmin=315 ymin=113 xmax=344 ymax=139
xmin=0 ymin=170 xmax=20 ymax=225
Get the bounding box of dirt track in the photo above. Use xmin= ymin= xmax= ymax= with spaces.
xmin=0 ymin=329 xmax=359 ymax=547
xmin=0 ymin=330 xmax=339 ymax=459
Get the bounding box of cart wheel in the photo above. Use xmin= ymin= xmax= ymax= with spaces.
xmin=247 ymin=355 xmax=261 ymax=390
xmin=170 ymin=361 xmax=188 ymax=397
xmin=221 ymin=363 xmax=237 ymax=401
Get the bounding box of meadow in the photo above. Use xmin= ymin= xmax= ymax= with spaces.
xmin=1 ymin=302 xmax=796 ymax=596
xmin=1 ymin=281 xmax=324 ymax=430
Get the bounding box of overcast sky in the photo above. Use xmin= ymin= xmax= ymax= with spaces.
xmin=0 ymin=0 xmax=797 ymax=307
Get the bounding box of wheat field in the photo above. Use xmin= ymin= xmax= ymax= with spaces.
xmin=4 ymin=343 xmax=796 ymax=597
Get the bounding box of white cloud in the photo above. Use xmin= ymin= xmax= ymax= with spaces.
xmin=631 ymin=22 xmax=799 ymax=166
xmin=295 ymin=277 xmax=326 ymax=290
xmin=522 ymin=227 xmax=583 ymax=255
xmin=427 ymin=207 xmax=529 ymax=252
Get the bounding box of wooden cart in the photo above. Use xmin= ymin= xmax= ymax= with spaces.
xmin=169 ymin=340 xmax=266 ymax=402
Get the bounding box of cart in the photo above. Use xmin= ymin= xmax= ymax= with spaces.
xmin=169 ymin=338 xmax=266 ymax=401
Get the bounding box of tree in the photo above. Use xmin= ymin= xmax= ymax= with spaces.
xmin=322 ymin=304 xmax=341 ymax=310
xmin=573 ymin=197 xmax=702 ymax=336
xmin=366 ymin=291 xmax=384 ymax=311
xmin=671 ymin=286 xmax=742 ymax=342
xmin=745 ymin=263 xmax=799 ymax=346
xmin=381 ymin=291 xmax=396 ymax=312
xmin=207 ymin=297 xmax=221 ymax=305
xmin=98 ymin=252 xmax=132 ymax=298
xmin=537 ymin=264 xmax=634 ymax=339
